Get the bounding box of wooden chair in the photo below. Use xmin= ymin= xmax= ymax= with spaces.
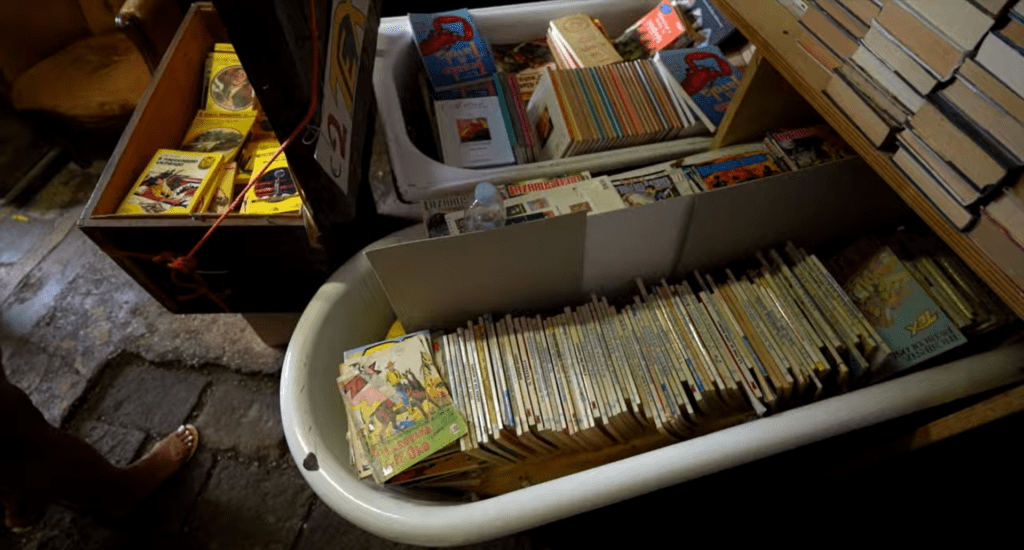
xmin=0 ymin=0 xmax=182 ymax=160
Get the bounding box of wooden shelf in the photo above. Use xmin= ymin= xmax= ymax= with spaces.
xmin=714 ymin=0 xmax=1024 ymax=320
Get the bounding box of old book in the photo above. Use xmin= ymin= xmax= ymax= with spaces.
xmin=828 ymin=240 xmax=968 ymax=371
xmin=958 ymin=59 xmax=1024 ymax=126
xmin=851 ymin=45 xmax=926 ymax=113
xmin=971 ymin=0 xmax=1015 ymax=17
xmin=817 ymin=0 xmax=870 ymax=38
xmin=825 ymin=72 xmax=894 ymax=147
xmin=905 ymin=0 xmax=994 ymax=50
xmin=838 ymin=0 xmax=882 ymax=25
xmin=862 ymin=24 xmax=938 ymax=95
xmin=435 ymin=96 xmax=516 ymax=168
xmin=1000 ymin=13 xmax=1024 ymax=49
xmin=337 ymin=333 xmax=469 ymax=483
xmin=549 ymin=13 xmax=624 ymax=68
xmin=975 ymin=32 xmax=1024 ymax=98
xmin=797 ymin=28 xmax=843 ymax=71
xmin=910 ymin=102 xmax=1007 ymax=189
xmin=117 ymin=150 xmax=224 ymax=215
xmin=801 ymin=2 xmax=859 ymax=58
xmin=939 ymin=76 xmax=1024 ymax=163
xmin=897 ymin=129 xmax=981 ymax=206
xmin=409 ymin=9 xmax=498 ymax=92
xmin=893 ymin=145 xmax=977 ymax=230
xmin=837 ymin=62 xmax=909 ymax=126
xmin=971 ymin=209 xmax=1024 ymax=287
xmin=875 ymin=0 xmax=965 ymax=80
xmin=985 ymin=180 xmax=1024 ymax=246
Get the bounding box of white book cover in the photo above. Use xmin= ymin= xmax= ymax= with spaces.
xmin=435 ymin=96 xmax=516 ymax=168
xmin=976 ymin=32 xmax=1024 ymax=98
xmin=526 ymin=70 xmax=573 ymax=160
xmin=851 ymin=45 xmax=925 ymax=113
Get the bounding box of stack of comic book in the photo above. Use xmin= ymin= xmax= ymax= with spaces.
xmin=341 ymin=232 xmax=1016 ymax=490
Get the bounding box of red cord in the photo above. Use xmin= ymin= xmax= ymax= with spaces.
xmin=124 ymin=0 xmax=322 ymax=311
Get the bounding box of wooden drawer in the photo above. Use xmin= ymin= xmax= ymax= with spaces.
xmin=78 ymin=3 xmax=377 ymax=314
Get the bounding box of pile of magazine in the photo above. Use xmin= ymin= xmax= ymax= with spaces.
xmin=339 ymin=228 xmax=1016 ymax=492
xmin=423 ymin=124 xmax=856 ymax=238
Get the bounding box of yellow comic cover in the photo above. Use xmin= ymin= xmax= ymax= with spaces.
xmin=116 ymin=149 xmax=223 ymax=215
xmin=205 ymin=162 xmax=236 ymax=214
xmin=214 ymin=42 xmax=235 ymax=52
xmin=205 ymin=51 xmax=256 ymax=115
xmin=337 ymin=333 xmax=468 ymax=483
xmin=240 ymin=148 xmax=302 ymax=215
xmin=180 ymin=112 xmax=255 ymax=162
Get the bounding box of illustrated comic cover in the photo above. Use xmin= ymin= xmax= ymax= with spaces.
xmin=655 ymin=46 xmax=740 ymax=128
xmin=492 ymin=39 xmax=556 ymax=101
xmin=831 ymin=240 xmax=966 ymax=371
xmin=337 ymin=333 xmax=468 ymax=483
xmin=684 ymin=151 xmax=783 ymax=190
xmin=409 ymin=9 xmax=498 ymax=91
xmin=766 ymin=125 xmax=854 ymax=171
xmin=116 ymin=149 xmax=223 ymax=215
xmin=205 ymin=51 xmax=256 ymax=115
xmin=676 ymin=0 xmax=738 ymax=47
xmin=614 ymin=1 xmax=693 ymax=61
xmin=240 ymin=149 xmax=302 ymax=215
xmin=180 ymin=112 xmax=255 ymax=162
xmin=613 ymin=171 xmax=689 ymax=206
xmin=205 ymin=162 xmax=236 ymax=214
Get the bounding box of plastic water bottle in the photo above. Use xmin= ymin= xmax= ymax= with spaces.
xmin=463 ymin=182 xmax=505 ymax=233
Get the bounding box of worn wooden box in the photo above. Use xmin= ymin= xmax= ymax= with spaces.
xmin=79 ymin=2 xmax=382 ymax=314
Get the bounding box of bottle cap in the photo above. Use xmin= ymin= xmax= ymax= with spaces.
xmin=474 ymin=182 xmax=497 ymax=202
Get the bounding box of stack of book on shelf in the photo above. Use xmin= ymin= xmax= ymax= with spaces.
xmin=337 ymin=229 xmax=1016 ymax=492
xmin=794 ymin=0 xmax=1024 ymax=262
xmin=112 ymin=42 xmax=296 ymax=217
xmin=423 ymin=123 xmax=853 ymax=238
xmin=408 ymin=6 xmax=748 ymax=168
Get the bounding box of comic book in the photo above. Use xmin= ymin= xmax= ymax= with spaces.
xmin=409 ymin=9 xmax=498 ymax=92
xmin=240 ymin=149 xmax=302 ymax=215
xmin=612 ymin=169 xmax=693 ymax=206
xmin=764 ymin=125 xmax=854 ymax=171
xmin=204 ymin=51 xmax=256 ymax=115
xmin=492 ymin=39 xmax=557 ymax=101
xmin=827 ymin=239 xmax=967 ymax=371
xmin=116 ymin=149 xmax=223 ymax=215
xmin=654 ymin=46 xmax=740 ymax=131
xmin=338 ymin=333 xmax=469 ymax=483
xmin=613 ymin=1 xmax=694 ymax=61
xmin=180 ymin=112 xmax=255 ymax=162
xmin=683 ymin=151 xmax=784 ymax=190
xmin=205 ymin=162 xmax=236 ymax=214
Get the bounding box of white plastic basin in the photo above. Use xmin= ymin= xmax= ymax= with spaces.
xmin=282 ymin=226 xmax=1024 ymax=547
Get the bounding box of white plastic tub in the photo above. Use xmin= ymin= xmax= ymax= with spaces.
xmin=281 ymin=226 xmax=1024 ymax=547
xmin=372 ymin=0 xmax=712 ymax=202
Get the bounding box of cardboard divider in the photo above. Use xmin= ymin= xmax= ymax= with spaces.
xmin=365 ymin=212 xmax=588 ymax=332
xmin=583 ymin=194 xmax=695 ymax=296
xmin=675 ymin=157 xmax=913 ymax=274
xmin=367 ymin=158 xmax=916 ymax=331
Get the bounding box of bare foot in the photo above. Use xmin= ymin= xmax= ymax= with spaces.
xmin=126 ymin=425 xmax=199 ymax=492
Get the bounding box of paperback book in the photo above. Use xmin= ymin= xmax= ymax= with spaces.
xmin=410 ymin=9 xmax=498 ymax=92
xmin=435 ymin=96 xmax=516 ymax=168
xmin=655 ymin=46 xmax=741 ymax=131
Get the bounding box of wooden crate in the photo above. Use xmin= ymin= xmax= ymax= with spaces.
xmin=78 ymin=3 xmax=383 ymax=314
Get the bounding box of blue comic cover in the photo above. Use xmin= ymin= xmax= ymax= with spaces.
xmin=409 ymin=9 xmax=498 ymax=91
xmin=837 ymin=243 xmax=966 ymax=371
xmin=656 ymin=46 xmax=740 ymax=128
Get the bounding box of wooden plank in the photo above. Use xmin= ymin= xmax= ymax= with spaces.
xmin=713 ymin=51 xmax=821 ymax=148
xmin=714 ymin=0 xmax=1024 ymax=321
xmin=827 ymin=384 xmax=1024 ymax=474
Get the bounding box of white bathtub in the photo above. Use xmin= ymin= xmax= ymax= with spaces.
xmin=281 ymin=226 xmax=1024 ymax=547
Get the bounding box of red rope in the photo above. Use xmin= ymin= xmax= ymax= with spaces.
xmin=118 ymin=0 xmax=322 ymax=311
